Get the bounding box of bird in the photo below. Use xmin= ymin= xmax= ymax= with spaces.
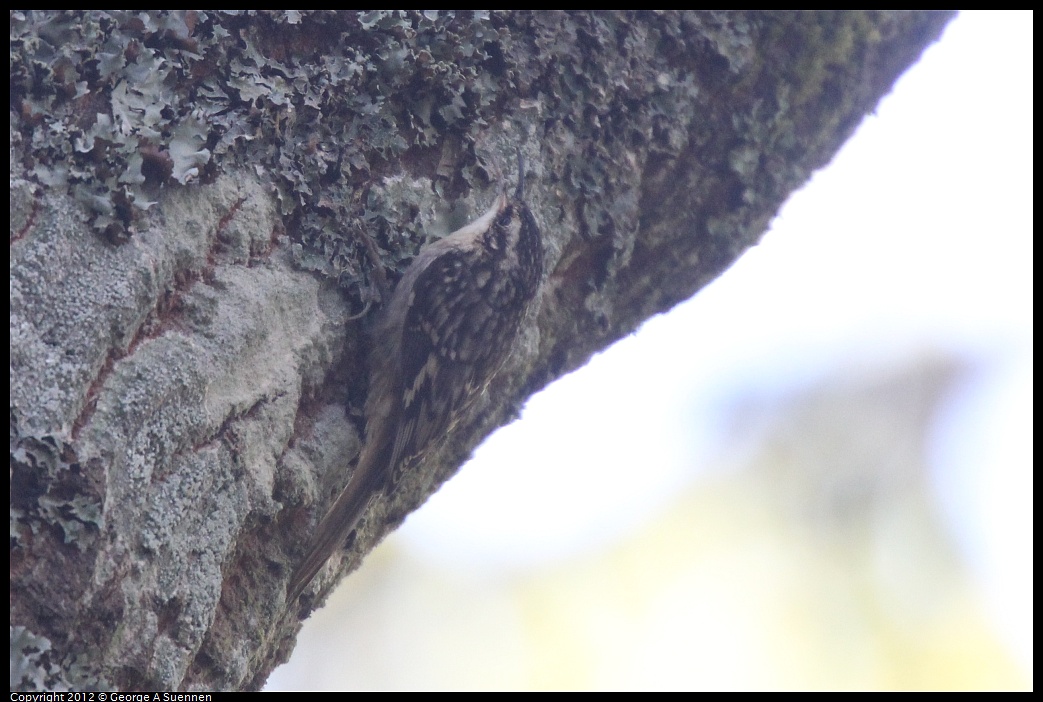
xmin=287 ymin=151 xmax=543 ymax=602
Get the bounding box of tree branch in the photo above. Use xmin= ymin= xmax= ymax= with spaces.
xmin=10 ymin=10 xmax=955 ymax=691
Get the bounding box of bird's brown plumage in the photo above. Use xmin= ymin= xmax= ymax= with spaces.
xmin=287 ymin=155 xmax=542 ymax=602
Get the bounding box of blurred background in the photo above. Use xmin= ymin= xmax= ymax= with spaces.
xmin=269 ymin=11 xmax=1032 ymax=690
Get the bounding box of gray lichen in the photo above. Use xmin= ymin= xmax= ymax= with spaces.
xmin=11 ymin=11 xmax=525 ymax=278
xmin=11 ymin=626 xmax=111 ymax=691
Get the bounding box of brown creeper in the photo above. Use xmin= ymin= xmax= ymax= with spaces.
xmin=288 ymin=153 xmax=543 ymax=601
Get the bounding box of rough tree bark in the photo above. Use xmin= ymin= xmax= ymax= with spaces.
xmin=10 ymin=10 xmax=955 ymax=691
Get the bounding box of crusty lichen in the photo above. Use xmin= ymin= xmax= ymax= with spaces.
xmin=11 ymin=12 xmax=524 ymax=273
xmin=11 ymin=626 xmax=112 ymax=691
xmin=9 ymin=11 xmax=951 ymax=326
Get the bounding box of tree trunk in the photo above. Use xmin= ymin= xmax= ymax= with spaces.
xmin=10 ymin=10 xmax=955 ymax=691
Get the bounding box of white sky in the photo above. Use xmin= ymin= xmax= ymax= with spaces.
xmin=399 ymin=7 xmax=1033 ymax=664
